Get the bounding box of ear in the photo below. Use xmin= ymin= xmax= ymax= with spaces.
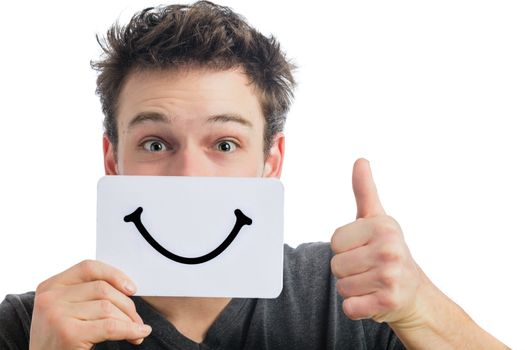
xmin=263 ymin=132 xmax=285 ymax=178
xmin=103 ymin=134 xmax=119 ymax=175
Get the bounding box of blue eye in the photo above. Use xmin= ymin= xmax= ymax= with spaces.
xmin=217 ymin=140 xmax=237 ymax=152
xmin=143 ymin=140 xmax=166 ymax=152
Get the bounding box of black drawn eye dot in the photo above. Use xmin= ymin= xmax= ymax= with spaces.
xmin=124 ymin=207 xmax=252 ymax=265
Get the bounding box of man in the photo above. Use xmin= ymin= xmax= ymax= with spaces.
xmin=0 ymin=1 xmax=510 ymax=349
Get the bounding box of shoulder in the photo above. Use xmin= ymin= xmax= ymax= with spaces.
xmin=0 ymin=292 xmax=35 ymax=325
xmin=283 ymin=242 xmax=333 ymax=282
xmin=279 ymin=242 xmax=336 ymax=309
xmin=283 ymin=242 xmax=333 ymax=269
xmin=0 ymin=292 xmax=34 ymax=348
xmin=279 ymin=244 xmax=405 ymax=349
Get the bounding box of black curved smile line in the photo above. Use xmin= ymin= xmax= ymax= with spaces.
xmin=124 ymin=207 xmax=252 ymax=265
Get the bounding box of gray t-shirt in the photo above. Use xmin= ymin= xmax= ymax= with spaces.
xmin=0 ymin=242 xmax=405 ymax=349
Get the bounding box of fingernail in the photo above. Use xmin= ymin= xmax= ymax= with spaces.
xmin=140 ymin=324 xmax=152 ymax=334
xmin=124 ymin=281 xmax=137 ymax=294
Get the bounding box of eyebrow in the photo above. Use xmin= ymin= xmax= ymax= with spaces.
xmin=206 ymin=114 xmax=253 ymax=128
xmin=127 ymin=112 xmax=170 ymax=130
xmin=126 ymin=112 xmax=253 ymax=130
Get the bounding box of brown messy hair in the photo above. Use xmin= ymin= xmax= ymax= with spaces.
xmin=91 ymin=0 xmax=296 ymax=157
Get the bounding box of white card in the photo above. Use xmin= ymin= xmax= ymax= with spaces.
xmin=96 ymin=176 xmax=284 ymax=298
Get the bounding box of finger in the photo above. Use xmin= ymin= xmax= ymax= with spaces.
xmin=335 ymin=270 xmax=382 ymax=298
xmin=129 ymin=338 xmax=145 ymax=346
xmin=71 ymin=300 xmax=148 ymax=344
xmin=72 ymin=303 xmax=144 ymax=347
xmin=341 ymin=294 xmax=379 ymax=320
xmin=342 ymin=288 xmax=399 ymax=322
xmin=331 ymin=219 xmax=374 ymax=254
xmin=61 ymin=280 xmax=143 ymax=325
xmin=70 ymin=300 xmax=134 ymax=323
xmin=39 ymin=260 xmax=137 ymax=296
xmin=84 ymin=318 xmax=152 ymax=344
xmin=331 ymin=246 xmax=373 ymax=278
xmin=352 ymin=158 xmax=386 ymax=219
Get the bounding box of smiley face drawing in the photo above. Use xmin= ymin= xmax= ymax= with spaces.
xmin=124 ymin=207 xmax=253 ymax=265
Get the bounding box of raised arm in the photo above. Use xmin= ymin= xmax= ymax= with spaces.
xmin=330 ymin=158 xmax=509 ymax=349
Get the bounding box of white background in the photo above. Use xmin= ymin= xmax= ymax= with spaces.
xmin=0 ymin=1 xmax=523 ymax=348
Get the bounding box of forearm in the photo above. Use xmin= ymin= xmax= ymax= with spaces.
xmin=389 ymin=268 xmax=510 ymax=350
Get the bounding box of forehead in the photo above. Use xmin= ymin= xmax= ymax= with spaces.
xmin=116 ymin=67 xmax=265 ymax=129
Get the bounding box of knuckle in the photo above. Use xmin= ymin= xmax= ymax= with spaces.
xmin=56 ymin=321 xmax=78 ymax=346
xmin=42 ymin=308 xmax=60 ymax=325
xmin=35 ymin=280 xmax=50 ymax=294
xmin=33 ymin=291 xmax=65 ymax=324
xmin=377 ymin=293 xmax=398 ymax=310
xmin=330 ymin=256 xmax=343 ymax=278
xmin=79 ymin=259 xmax=97 ymax=277
xmin=335 ymin=279 xmax=344 ymax=295
xmin=378 ymin=267 xmax=399 ymax=288
xmin=376 ymin=216 xmax=401 ymax=237
xmin=331 ymin=228 xmax=342 ymax=249
xmin=57 ymin=327 xmax=70 ymax=342
xmin=331 ymin=224 xmax=350 ymax=252
xmin=33 ymin=290 xmax=50 ymax=308
xmin=121 ymin=297 xmax=138 ymax=318
xmin=335 ymin=279 xmax=349 ymax=297
xmin=385 ymin=215 xmax=401 ymax=227
xmin=94 ymin=280 xmax=111 ymax=298
xmin=33 ymin=290 xmax=56 ymax=313
xmin=126 ymin=297 xmax=138 ymax=315
xmin=46 ymin=310 xmax=62 ymax=325
xmin=377 ymin=244 xmax=402 ymax=264
xmin=99 ymin=299 xmax=113 ymax=317
xmin=333 ymin=225 xmax=345 ymax=236
xmin=103 ymin=318 xmax=119 ymax=337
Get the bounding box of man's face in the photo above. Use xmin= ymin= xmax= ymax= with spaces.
xmin=103 ymin=68 xmax=284 ymax=178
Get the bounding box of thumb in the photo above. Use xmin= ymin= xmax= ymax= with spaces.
xmin=352 ymin=158 xmax=386 ymax=219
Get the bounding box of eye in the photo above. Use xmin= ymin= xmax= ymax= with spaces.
xmin=216 ymin=140 xmax=237 ymax=153
xmin=142 ymin=140 xmax=167 ymax=152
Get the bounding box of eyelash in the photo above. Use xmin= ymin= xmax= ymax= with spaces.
xmin=139 ymin=138 xmax=240 ymax=153
xmin=141 ymin=139 xmax=169 ymax=153
xmin=215 ymin=139 xmax=238 ymax=153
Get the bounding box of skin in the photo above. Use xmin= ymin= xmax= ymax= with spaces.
xmin=29 ymin=67 xmax=509 ymax=349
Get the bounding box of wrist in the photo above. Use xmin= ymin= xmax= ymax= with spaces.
xmin=387 ymin=266 xmax=510 ymax=350
xmin=388 ymin=264 xmax=435 ymax=332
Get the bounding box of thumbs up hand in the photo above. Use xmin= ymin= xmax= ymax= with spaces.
xmin=330 ymin=158 xmax=424 ymax=324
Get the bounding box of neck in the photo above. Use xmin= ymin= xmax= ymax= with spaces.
xmin=142 ymin=296 xmax=232 ymax=343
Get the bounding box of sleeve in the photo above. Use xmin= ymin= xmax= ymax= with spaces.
xmin=362 ymin=319 xmax=406 ymax=350
xmin=0 ymin=293 xmax=34 ymax=350
xmin=282 ymin=242 xmax=406 ymax=349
